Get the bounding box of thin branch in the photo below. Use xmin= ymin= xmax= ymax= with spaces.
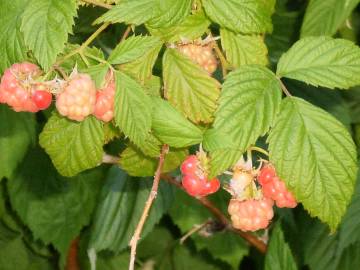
xmin=129 ymin=145 xmax=169 ymax=270
xmin=120 ymin=25 xmax=133 ymax=42
xmin=81 ymin=0 xmax=113 ymax=9
xmin=180 ymin=220 xmax=211 ymax=244
xmin=278 ymin=79 xmax=292 ymax=97
xmin=162 ymin=174 xmax=267 ymax=254
xmin=65 ymin=238 xmax=80 ymax=270
xmin=249 ymin=146 xmax=269 ymax=157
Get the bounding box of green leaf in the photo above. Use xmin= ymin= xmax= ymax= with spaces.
xmin=108 ymin=35 xmax=162 ymax=64
xmin=335 ymin=242 xmax=360 ymax=270
xmin=146 ymin=10 xmax=211 ymax=42
xmin=163 ymin=48 xmax=220 ymax=123
xmin=202 ymin=0 xmax=275 ymax=34
xmin=21 ymin=0 xmax=77 ymax=70
xmin=301 ymin=0 xmax=360 ymax=38
xmin=0 ymin=0 xmax=28 ymax=73
xmin=209 ymin=66 xmax=281 ymax=176
xmin=265 ymin=224 xmax=297 ymax=270
xmin=39 ymin=113 xmax=104 ymax=177
xmin=276 ymin=37 xmax=360 ymax=89
xmin=268 ymin=97 xmax=357 ymax=230
xmin=113 ymin=71 xmax=152 ymax=146
xmin=120 ymin=44 xmax=162 ymax=83
xmin=0 ymin=223 xmax=54 ymax=270
xmin=194 ymin=231 xmax=248 ymax=269
xmin=8 ymin=147 xmax=103 ymax=255
xmin=147 ymin=0 xmax=192 ymax=28
xmin=151 ymin=97 xmax=203 ymax=147
xmin=89 ymin=166 xmax=175 ymax=253
xmin=209 ymin=149 xmax=242 ymax=178
xmin=220 ymin=28 xmax=268 ymax=67
xmin=119 ymin=145 xmax=187 ymax=177
xmin=94 ymin=0 xmax=158 ymax=25
xmin=0 ymin=106 xmax=36 ymax=180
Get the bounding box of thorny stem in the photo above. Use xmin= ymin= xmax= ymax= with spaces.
xmin=278 ymin=79 xmax=292 ymax=97
xmin=81 ymin=0 xmax=113 ymax=9
xmin=161 ymin=174 xmax=267 ymax=254
xmin=129 ymin=145 xmax=169 ymax=270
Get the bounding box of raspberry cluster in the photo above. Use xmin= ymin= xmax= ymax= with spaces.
xmin=228 ymin=198 xmax=274 ymax=232
xmin=226 ymin=161 xmax=298 ymax=232
xmin=258 ymin=165 xmax=297 ymax=208
xmin=181 ymin=154 xmax=220 ymax=197
xmin=0 ymin=62 xmax=116 ymax=123
xmin=177 ymin=43 xmax=217 ymax=74
xmin=0 ymin=62 xmax=52 ymax=112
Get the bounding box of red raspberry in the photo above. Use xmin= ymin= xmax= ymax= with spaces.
xmin=201 ymin=177 xmax=220 ymax=196
xmin=56 ymin=73 xmax=96 ymax=121
xmin=228 ymin=198 xmax=274 ymax=231
xmin=31 ymin=83 xmax=52 ymax=110
xmin=262 ymin=177 xmax=297 ymax=208
xmin=258 ymin=165 xmax=276 ymax=185
xmin=180 ymin=155 xmax=198 ymax=175
xmin=182 ymin=174 xmax=220 ymax=197
xmin=177 ymin=43 xmax=217 ymax=74
xmin=0 ymin=62 xmax=42 ymax=112
xmin=93 ymin=72 xmax=115 ymax=122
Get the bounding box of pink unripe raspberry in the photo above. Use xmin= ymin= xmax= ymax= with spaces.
xmin=93 ymin=72 xmax=115 ymax=122
xmin=56 ymin=73 xmax=96 ymax=121
xmin=0 ymin=62 xmax=42 ymax=112
xmin=177 ymin=44 xmax=217 ymax=74
xmin=262 ymin=177 xmax=297 ymax=208
xmin=228 ymin=198 xmax=274 ymax=232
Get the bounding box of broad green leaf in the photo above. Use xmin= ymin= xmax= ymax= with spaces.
xmin=94 ymin=0 xmax=158 ymax=25
xmin=339 ymin=171 xmax=360 ymax=250
xmin=39 ymin=113 xmax=104 ymax=177
xmin=265 ymin=0 xmax=302 ymax=66
xmin=143 ymin=76 xmax=161 ymax=97
xmin=163 ymin=48 xmax=220 ymax=123
xmin=147 ymin=10 xmax=210 ymax=42
xmin=202 ymin=128 xmax=237 ymax=152
xmin=276 ymin=37 xmax=360 ymax=89
xmin=0 ymin=0 xmax=28 ymax=73
xmin=202 ymin=0 xmax=275 ymax=34
xmin=119 ymin=145 xmax=187 ymax=177
xmin=8 ymin=147 xmax=103 ymax=256
xmin=120 ymin=44 xmax=162 ymax=83
xmin=147 ymin=0 xmax=192 ymax=28
xmin=265 ymin=224 xmax=297 ymax=270
xmin=209 ymin=66 xmax=281 ymax=176
xmin=89 ymin=166 xmax=175 ymax=253
xmin=108 ymin=35 xmax=162 ymax=64
xmin=268 ymin=97 xmax=357 ymax=230
xmin=335 ymin=242 xmax=360 ymax=270
xmin=113 ymin=71 xmax=152 ymax=146
xmin=0 ymin=106 xmax=36 ymax=180
xmin=220 ymin=28 xmax=268 ymax=67
xmin=151 ymin=97 xmax=203 ymax=147
xmin=301 ymin=0 xmax=360 ymax=37
xmin=209 ymin=149 xmax=242 ymax=178
xmin=21 ymin=0 xmax=77 ymax=70
xmin=0 ymin=223 xmax=54 ymax=270
xmin=194 ymin=232 xmax=248 ymax=269
xmin=303 ymin=221 xmax=339 ymax=270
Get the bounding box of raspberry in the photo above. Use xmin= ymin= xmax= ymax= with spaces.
xmin=56 ymin=73 xmax=96 ymax=121
xmin=228 ymin=198 xmax=274 ymax=231
xmin=0 ymin=62 xmax=42 ymax=112
xmin=258 ymin=165 xmax=297 ymax=208
xmin=182 ymin=174 xmax=220 ymax=197
xmin=201 ymin=177 xmax=220 ymax=196
xmin=262 ymin=177 xmax=297 ymax=208
xmin=177 ymin=43 xmax=217 ymax=74
xmin=93 ymin=72 xmax=115 ymax=122
xmin=180 ymin=155 xmax=198 ymax=175
xmin=31 ymin=83 xmax=53 ymax=110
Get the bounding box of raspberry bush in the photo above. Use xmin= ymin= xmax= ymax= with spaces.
xmin=1 ymin=0 xmax=360 ymax=269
